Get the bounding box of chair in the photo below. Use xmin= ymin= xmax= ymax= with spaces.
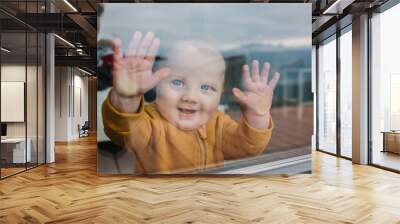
xmin=78 ymin=121 xmax=90 ymax=138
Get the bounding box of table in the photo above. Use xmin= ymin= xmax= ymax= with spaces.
xmin=1 ymin=138 xmax=31 ymax=163
xmin=381 ymin=131 xmax=400 ymax=154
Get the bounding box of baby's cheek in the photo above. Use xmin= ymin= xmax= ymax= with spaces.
xmin=158 ymin=87 xmax=180 ymax=105
xmin=202 ymin=95 xmax=220 ymax=112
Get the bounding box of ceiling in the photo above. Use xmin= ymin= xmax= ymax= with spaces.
xmin=0 ymin=0 xmax=98 ymax=74
xmin=0 ymin=0 xmax=393 ymax=75
xmin=311 ymin=0 xmax=390 ymax=43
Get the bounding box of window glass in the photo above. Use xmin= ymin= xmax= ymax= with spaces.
xmin=371 ymin=3 xmax=400 ymax=171
xmin=317 ymin=35 xmax=337 ymax=154
xmin=340 ymin=28 xmax=352 ymax=158
xmin=1 ymin=17 xmax=28 ymax=178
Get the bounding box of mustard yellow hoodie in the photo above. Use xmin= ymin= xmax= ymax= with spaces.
xmin=102 ymin=93 xmax=274 ymax=174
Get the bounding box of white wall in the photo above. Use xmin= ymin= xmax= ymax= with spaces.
xmin=55 ymin=67 xmax=69 ymax=141
xmin=71 ymin=72 xmax=89 ymax=138
xmin=1 ymin=65 xmax=25 ymax=129
xmin=54 ymin=67 xmax=89 ymax=141
xmin=1 ymin=65 xmax=26 ymax=140
xmin=1 ymin=65 xmax=38 ymax=138
xmin=1 ymin=63 xmax=46 ymax=164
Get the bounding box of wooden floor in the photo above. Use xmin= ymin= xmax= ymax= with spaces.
xmin=372 ymin=150 xmax=400 ymax=171
xmin=1 ymin=135 xmax=400 ymax=223
xmin=0 ymin=167 xmax=26 ymax=178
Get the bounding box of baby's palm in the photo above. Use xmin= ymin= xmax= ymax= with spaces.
xmin=113 ymin=32 xmax=170 ymax=97
xmin=232 ymin=61 xmax=280 ymax=115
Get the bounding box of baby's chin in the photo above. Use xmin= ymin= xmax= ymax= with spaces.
xmin=174 ymin=121 xmax=203 ymax=131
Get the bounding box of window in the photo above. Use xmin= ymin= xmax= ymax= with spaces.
xmin=0 ymin=1 xmax=46 ymax=179
xmin=370 ymin=3 xmax=400 ymax=171
xmin=317 ymin=35 xmax=337 ymax=154
xmin=339 ymin=27 xmax=352 ymax=158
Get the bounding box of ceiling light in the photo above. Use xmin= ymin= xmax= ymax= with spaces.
xmin=54 ymin=34 xmax=75 ymax=48
xmin=1 ymin=47 xmax=11 ymax=53
xmin=323 ymin=0 xmax=354 ymax=15
xmin=78 ymin=67 xmax=92 ymax=76
xmin=63 ymin=0 xmax=78 ymax=12
xmin=76 ymin=48 xmax=85 ymax=55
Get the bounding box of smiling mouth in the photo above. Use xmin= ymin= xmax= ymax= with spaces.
xmin=178 ymin=108 xmax=197 ymax=114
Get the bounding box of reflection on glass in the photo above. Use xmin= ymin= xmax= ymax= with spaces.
xmin=1 ymin=31 xmax=27 ymax=177
xmin=340 ymin=29 xmax=352 ymax=158
xmin=0 ymin=1 xmax=46 ymax=179
xmin=318 ymin=36 xmax=337 ymax=154
xmin=27 ymin=32 xmax=38 ymax=169
xmin=371 ymin=4 xmax=400 ymax=171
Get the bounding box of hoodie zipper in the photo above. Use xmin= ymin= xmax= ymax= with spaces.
xmin=195 ymin=131 xmax=207 ymax=170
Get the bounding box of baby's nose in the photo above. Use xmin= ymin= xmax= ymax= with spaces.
xmin=181 ymin=90 xmax=198 ymax=104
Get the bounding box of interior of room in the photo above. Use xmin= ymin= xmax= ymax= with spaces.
xmin=314 ymin=0 xmax=400 ymax=171
xmin=0 ymin=0 xmax=97 ymax=179
xmin=370 ymin=3 xmax=400 ymax=171
xmin=0 ymin=23 xmax=46 ymax=178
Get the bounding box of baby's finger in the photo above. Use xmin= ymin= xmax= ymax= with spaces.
xmin=153 ymin=67 xmax=171 ymax=84
xmin=242 ymin=64 xmax=252 ymax=88
xmin=252 ymin=60 xmax=260 ymax=82
xmin=137 ymin=32 xmax=154 ymax=58
xmin=145 ymin=38 xmax=160 ymax=65
xmin=268 ymin=72 xmax=280 ymax=90
xmin=126 ymin=31 xmax=142 ymax=57
xmin=112 ymin=38 xmax=123 ymax=79
xmin=113 ymin=38 xmax=122 ymax=61
xmin=232 ymin=88 xmax=247 ymax=105
xmin=260 ymin=62 xmax=270 ymax=83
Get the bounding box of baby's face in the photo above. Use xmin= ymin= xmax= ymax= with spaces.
xmin=156 ymin=64 xmax=224 ymax=131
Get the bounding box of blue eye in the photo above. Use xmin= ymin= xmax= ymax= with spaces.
xmin=171 ymin=79 xmax=183 ymax=87
xmin=201 ymin=84 xmax=215 ymax=92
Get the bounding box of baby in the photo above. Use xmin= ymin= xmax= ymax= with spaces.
xmin=102 ymin=31 xmax=280 ymax=174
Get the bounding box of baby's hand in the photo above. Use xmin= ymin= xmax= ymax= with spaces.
xmin=112 ymin=31 xmax=171 ymax=98
xmin=232 ymin=60 xmax=280 ymax=117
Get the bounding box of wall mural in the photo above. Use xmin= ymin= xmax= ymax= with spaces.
xmin=97 ymin=3 xmax=312 ymax=175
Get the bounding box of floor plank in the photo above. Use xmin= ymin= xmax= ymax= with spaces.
xmin=0 ymin=134 xmax=399 ymax=223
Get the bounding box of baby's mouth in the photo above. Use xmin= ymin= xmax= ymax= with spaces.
xmin=178 ymin=108 xmax=197 ymax=114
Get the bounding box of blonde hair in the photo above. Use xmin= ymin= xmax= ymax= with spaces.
xmin=158 ymin=40 xmax=226 ymax=79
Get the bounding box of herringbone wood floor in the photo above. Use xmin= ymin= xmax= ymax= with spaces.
xmin=1 ymin=134 xmax=400 ymax=224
